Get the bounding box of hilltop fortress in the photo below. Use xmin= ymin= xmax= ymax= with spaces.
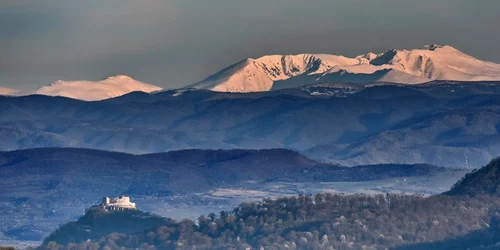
xmin=101 ymin=195 xmax=136 ymax=211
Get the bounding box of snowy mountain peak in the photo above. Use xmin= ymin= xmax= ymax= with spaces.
xmin=188 ymin=53 xmax=366 ymax=92
xmin=36 ymin=75 xmax=162 ymax=101
xmin=0 ymin=87 xmax=21 ymax=96
xmin=189 ymin=45 xmax=500 ymax=92
xmin=106 ymin=75 xmax=135 ymax=81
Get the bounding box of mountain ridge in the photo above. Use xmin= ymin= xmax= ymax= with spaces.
xmin=3 ymin=45 xmax=500 ymax=100
xmin=2 ymin=81 xmax=500 ymax=168
xmin=190 ymin=45 xmax=500 ymax=92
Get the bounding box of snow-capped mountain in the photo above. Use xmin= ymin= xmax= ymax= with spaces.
xmin=187 ymin=54 xmax=365 ymax=92
xmin=0 ymin=87 xmax=21 ymax=96
xmin=189 ymin=45 xmax=500 ymax=92
xmin=35 ymin=75 xmax=162 ymax=101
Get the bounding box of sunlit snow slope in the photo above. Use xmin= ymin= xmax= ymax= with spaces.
xmin=0 ymin=87 xmax=21 ymax=96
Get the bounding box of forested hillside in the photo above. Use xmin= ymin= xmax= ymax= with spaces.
xmin=36 ymin=158 xmax=500 ymax=250
xmin=395 ymin=216 xmax=500 ymax=250
xmin=38 ymin=193 xmax=500 ymax=250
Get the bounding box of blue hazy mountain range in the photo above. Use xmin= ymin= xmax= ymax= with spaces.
xmin=1 ymin=81 xmax=500 ymax=168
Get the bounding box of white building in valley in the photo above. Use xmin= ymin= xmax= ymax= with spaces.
xmin=101 ymin=195 xmax=136 ymax=211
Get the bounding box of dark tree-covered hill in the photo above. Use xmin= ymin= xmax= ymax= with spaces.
xmin=42 ymin=207 xmax=171 ymax=246
xmin=446 ymin=158 xmax=500 ymax=197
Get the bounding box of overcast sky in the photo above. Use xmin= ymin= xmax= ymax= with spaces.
xmin=2 ymin=0 xmax=500 ymax=91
